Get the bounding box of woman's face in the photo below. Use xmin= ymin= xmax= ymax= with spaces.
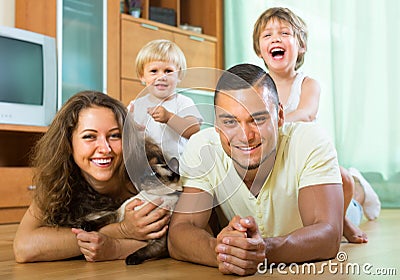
xmin=72 ymin=106 xmax=123 ymax=194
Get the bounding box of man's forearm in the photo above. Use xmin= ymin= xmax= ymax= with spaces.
xmin=264 ymin=222 xmax=341 ymax=264
xmin=168 ymin=222 xmax=218 ymax=267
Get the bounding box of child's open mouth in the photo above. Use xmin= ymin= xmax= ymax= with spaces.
xmin=271 ymin=47 xmax=285 ymax=58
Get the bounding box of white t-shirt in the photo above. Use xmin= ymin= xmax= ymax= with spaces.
xmin=179 ymin=122 xmax=342 ymax=238
xmin=132 ymin=93 xmax=203 ymax=160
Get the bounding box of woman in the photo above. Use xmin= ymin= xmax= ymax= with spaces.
xmin=13 ymin=91 xmax=170 ymax=262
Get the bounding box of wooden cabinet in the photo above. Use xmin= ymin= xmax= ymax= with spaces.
xmin=0 ymin=124 xmax=46 ymax=224
xmin=174 ymin=33 xmax=217 ymax=68
xmin=14 ymin=0 xmax=57 ymax=37
xmin=124 ymin=0 xmax=223 ymax=46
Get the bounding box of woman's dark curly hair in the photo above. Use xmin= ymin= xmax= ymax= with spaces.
xmin=32 ymin=90 xmax=131 ymax=227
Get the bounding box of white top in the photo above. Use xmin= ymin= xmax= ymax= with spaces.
xmin=132 ymin=93 xmax=203 ymax=160
xmin=283 ymin=72 xmax=307 ymax=115
xmin=179 ymin=123 xmax=342 ymax=238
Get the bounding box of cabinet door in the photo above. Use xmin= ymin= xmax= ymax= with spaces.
xmin=59 ymin=0 xmax=106 ymax=105
xmin=174 ymin=33 xmax=217 ymax=69
xmin=121 ymin=20 xmax=174 ymax=80
xmin=0 ymin=167 xmax=34 ymax=224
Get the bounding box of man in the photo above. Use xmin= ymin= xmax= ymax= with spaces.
xmin=168 ymin=63 xmax=343 ymax=276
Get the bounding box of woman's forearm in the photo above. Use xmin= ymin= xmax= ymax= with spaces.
xmin=14 ymin=226 xmax=81 ymax=263
xmin=99 ymin=222 xmax=126 ymax=239
xmin=113 ymin=238 xmax=148 ymax=260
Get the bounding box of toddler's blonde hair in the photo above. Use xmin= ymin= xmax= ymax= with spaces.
xmin=135 ymin=39 xmax=187 ymax=79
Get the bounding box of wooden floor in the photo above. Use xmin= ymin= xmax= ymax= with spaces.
xmin=1 ymin=209 xmax=399 ymax=280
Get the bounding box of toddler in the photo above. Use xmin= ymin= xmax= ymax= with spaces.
xmin=129 ymin=39 xmax=203 ymax=160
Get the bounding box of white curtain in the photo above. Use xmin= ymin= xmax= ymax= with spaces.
xmin=330 ymin=0 xmax=400 ymax=181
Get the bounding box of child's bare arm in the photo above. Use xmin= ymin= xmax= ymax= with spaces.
xmin=285 ymin=77 xmax=320 ymax=122
xmin=148 ymin=106 xmax=200 ymax=139
xmin=167 ymin=114 xmax=200 ymax=139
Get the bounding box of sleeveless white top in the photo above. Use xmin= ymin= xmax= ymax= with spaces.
xmin=283 ymin=72 xmax=307 ymax=115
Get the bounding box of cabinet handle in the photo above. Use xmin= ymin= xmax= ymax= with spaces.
xmin=27 ymin=185 xmax=37 ymax=191
xmin=189 ymin=35 xmax=205 ymax=42
xmin=141 ymin=23 xmax=159 ymax=31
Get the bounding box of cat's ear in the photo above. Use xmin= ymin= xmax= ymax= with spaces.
xmin=168 ymin=157 xmax=180 ymax=175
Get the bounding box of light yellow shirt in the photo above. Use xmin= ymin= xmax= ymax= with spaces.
xmin=179 ymin=122 xmax=341 ymax=238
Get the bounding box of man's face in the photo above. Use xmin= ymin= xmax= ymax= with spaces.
xmin=215 ymin=86 xmax=284 ymax=171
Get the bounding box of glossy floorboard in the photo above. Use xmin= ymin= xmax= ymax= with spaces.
xmin=1 ymin=209 xmax=399 ymax=279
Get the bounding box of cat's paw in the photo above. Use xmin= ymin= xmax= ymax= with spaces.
xmin=125 ymin=253 xmax=145 ymax=265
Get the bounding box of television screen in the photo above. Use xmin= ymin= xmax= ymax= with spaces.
xmin=0 ymin=35 xmax=44 ymax=106
xmin=0 ymin=26 xmax=56 ymax=127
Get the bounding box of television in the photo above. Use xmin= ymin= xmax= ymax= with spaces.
xmin=0 ymin=26 xmax=57 ymax=126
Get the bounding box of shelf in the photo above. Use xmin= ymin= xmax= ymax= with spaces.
xmin=121 ymin=14 xmax=217 ymax=42
xmin=0 ymin=124 xmax=48 ymax=133
xmin=0 ymin=126 xmax=46 ymax=167
xmin=0 ymin=128 xmax=42 ymax=224
xmin=124 ymin=0 xmax=221 ymax=37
